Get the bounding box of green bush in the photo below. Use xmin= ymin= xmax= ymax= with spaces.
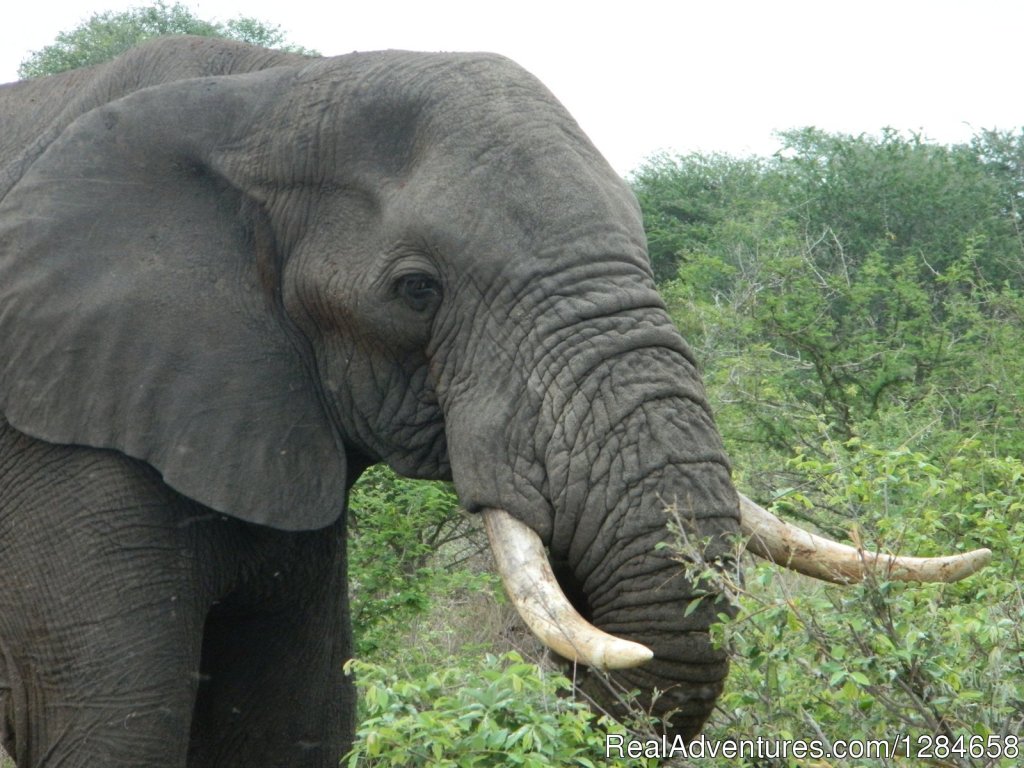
xmin=18 ymin=1 xmax=315 ymax=79
xmin=700 ymin=440 xmax=1023 ymax=767
xmin=348 ymin=466 xmax=491 ymax=661
xmin=344 ymin=653 xmax=655 ymax=768
xmin=642 ymin=130 xmax=1024 ymax=475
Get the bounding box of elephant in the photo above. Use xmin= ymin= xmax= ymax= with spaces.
xmin=0 ymin=36 xmax=990 ymax=767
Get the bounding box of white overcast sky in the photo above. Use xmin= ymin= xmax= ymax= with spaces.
xmin=1 ymin=0 xmax=1020 ymax=175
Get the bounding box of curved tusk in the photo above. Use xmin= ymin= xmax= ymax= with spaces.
xmin=739 ymin=493 xmax=992 ymax=584
xmin=482 ymin=508 xmax=654 ymax=670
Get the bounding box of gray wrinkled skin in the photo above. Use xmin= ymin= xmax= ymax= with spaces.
xmin=0 ymin=36 xmax=740 ymax=766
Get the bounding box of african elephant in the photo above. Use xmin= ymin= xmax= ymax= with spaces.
xmin=0 ymin=36 xmax=989 ymax=767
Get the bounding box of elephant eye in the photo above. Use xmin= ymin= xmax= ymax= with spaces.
xmin=395 ymin=273 xmax=442 ymax=312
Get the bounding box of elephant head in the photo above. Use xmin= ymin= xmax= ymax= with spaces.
xmin=0 ymin=37 xmax=990 ymax=743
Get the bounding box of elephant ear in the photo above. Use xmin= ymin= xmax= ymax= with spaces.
xmin=0 ymin=71 xmax=348 ymax=531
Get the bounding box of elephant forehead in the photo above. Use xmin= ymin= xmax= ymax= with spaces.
xmin=263 ymin=52 xmax=560 ymax=173
xmin=380 ymin=145 xmax=645 ymax=259
xmin=290 ymin=52 xmax=633 ymax=202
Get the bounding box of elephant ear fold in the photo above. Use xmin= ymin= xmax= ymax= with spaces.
xmin=0 ymin=72 xmax=348 ymax=531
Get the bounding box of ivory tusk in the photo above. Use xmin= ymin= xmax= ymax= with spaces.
xmin=482 ymin=507 xmax=654 ymax=670
xmin=739 ymin=493 xmax=992 ymax=584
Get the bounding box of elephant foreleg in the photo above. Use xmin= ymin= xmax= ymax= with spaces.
xmin=1 ymin=428 xmax=218 ymax=768
xmin=0 ymin=430 xmax=211 ymax=767
xmin=186 ymin=522 xmax=353 ymax=768
xmin=0 ymin=423 xmax=356 ymax=768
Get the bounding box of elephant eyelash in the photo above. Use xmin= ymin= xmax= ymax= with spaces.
xmin=394 ymin=273 xmax=442 ymax=312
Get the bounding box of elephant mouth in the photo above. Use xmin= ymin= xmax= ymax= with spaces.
xmin=483 ymin=499 xmax=992 ymax=672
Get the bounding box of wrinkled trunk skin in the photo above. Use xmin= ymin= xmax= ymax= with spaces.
xmin=564 ymin=477 xmax=737 ymax=735
xmin=546 ymin=346 xmax=739 ymax=736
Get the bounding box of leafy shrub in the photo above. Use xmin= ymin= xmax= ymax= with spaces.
xmin=18 ymin=1 xmax=315 ymax=79
xmin=700 ymin=440 xmax=1023 ymax=767
xmin=344 ymin=653 xmax=655 ymax=768
xmin=347 ymin=466 xmax=491 ymax=660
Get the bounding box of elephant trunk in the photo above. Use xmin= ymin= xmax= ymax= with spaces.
xmin=533 ymin=339 xmax=741 ymax=737
xmin=562 ymin=470 xmax=738 ymax=737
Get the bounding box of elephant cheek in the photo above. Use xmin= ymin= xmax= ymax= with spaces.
xmin=443 ymin=395 xmax=554 ymax=541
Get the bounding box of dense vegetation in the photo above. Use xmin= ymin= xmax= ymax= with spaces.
xmin=10 ymin=8 xmax=1023 ymax=764
xmin=347 ymin=128 xmax=1023 ymax=766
